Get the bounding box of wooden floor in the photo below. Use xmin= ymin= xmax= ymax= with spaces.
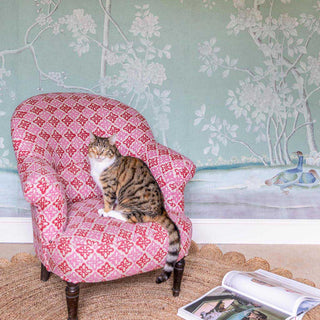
xmin=1 ymin=243 xmax=319 ymax=287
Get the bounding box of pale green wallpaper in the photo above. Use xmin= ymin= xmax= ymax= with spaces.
xmin=1 ymin=0 xmax=320 ymax=168
xmin=1 ymin=0 xmax=320 ymax=219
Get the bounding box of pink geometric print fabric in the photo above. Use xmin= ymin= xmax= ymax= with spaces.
xmin=11 ymin=92 xmax=196 ymax=283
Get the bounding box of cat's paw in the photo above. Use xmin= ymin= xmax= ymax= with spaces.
xmin=106 ymin=210 xmax=127 ymax=222
xmin=98 ymin=208 xmax=108 ymax=217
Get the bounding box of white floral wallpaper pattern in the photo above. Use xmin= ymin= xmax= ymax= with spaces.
xmin=0 ymin=0 xmax=319 ymax=170
xmin=195 ymin=0 xmax=320 ymax=167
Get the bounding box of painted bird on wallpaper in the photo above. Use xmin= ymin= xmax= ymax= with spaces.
xmin=265 ymin=151 xmax=304 ymax=193
xmin=294 ymin=169 xmax=320 ymax=188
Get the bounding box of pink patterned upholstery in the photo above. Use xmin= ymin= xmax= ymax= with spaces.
xmin=11 ymin=93 xmax=195 ymax=283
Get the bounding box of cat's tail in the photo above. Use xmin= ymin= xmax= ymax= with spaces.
xmin=155 ymin=210 xmax=181 ymax=284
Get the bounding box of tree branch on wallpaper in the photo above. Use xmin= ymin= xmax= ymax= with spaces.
xmin=0 ymin=0 xmax=65 ymax=167
xmin=195 ymin=0 xmax=320 ymax=167
xmin=98 ymin=0 xmax=129 ymax=44
xmin=99 ymin=0 xmax=112 ymax=96
xmin=0 ymin=1 xmax=175 ymax=168
xmin=0 ymin=1 xmax=96 ymax=98
xmin=52 ymin=2 xmax=172 ymax=145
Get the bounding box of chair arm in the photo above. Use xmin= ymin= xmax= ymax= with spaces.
xmin=141 ymin=142 xmax=196 ymax=214
xmin=18 ymin=156 xmax=67 ymax=243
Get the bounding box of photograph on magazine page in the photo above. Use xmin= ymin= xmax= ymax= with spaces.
xmin=184 ymin=287 xmax=288 ymax=320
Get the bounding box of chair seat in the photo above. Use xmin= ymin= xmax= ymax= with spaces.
xmin=46 ymin=198 xmax=192 ymax=283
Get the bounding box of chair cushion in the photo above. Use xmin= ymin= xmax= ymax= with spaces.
xmin=45 ymin=198 xmax=192 ymax=283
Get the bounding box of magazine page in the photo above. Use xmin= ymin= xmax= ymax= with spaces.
xmin=256 ymin=270 xmax=320 ymax=315
xmin=222 ymin=270 xmax=320 ymax=316
xmin=178 ymin=286 xmax=289 ymax=320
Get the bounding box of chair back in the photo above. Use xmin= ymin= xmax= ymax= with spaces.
xmin=11 ymin=93 xmax=154 ymax=203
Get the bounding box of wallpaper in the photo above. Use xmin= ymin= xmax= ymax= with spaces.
xmin=0 ymin=0 xmax=320 ymax=218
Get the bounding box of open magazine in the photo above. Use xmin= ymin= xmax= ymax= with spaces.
xmin=178 ymin=269 xmax=320 ymax=320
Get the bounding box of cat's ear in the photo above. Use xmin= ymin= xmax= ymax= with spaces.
xmin=89 ymin=132 xmax=97 ymax=142
xmin=109 ymin=133 xmax=117 ymax=146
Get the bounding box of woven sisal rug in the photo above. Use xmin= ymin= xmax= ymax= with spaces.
xmin=0 ymin=242 xmax=319 ymax=320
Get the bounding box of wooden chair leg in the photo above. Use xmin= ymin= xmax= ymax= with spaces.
xmin=66 ymin=282 xmax=80 ymax=320
xmin=40 ymin=263 xmax=51 ymax=282
xmin=172 ymin=258 xmax=185 ymax=297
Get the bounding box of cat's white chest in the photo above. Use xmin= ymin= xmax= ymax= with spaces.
xmin=89 ymin=157 xmax=115 ymax=191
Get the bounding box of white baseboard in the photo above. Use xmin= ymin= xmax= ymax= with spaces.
xmin=0 ymin=217 xmax=33 ymax=243
xmin=1 ymin=217 xmax=320 ymax=244
xmin=191 ymin=219 xmax=320 ymax=244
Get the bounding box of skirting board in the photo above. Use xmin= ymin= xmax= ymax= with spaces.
xmin=191 ymin=219 xmax=320 ymax=244
xmin=1 ymin=217 xmax=320 ymax=244
xmin=0 ymin=217 xmax=33 ymax=243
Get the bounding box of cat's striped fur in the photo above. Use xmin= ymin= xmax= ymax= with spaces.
xmin=88 ymin=133 xmax=180 ymax=283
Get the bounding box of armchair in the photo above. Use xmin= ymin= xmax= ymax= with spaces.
xmin=11 ymin=93 xmax=195 ymax=320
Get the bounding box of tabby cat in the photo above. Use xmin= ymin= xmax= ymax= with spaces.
xmin=88 ymin=133 xmax=180 ymax=283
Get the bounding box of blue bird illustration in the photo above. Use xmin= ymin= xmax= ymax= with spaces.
xmin=294 ymin=169 xmax=320 ymax=188
xmin=265 ymin=151 xmax=304 ymax=192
